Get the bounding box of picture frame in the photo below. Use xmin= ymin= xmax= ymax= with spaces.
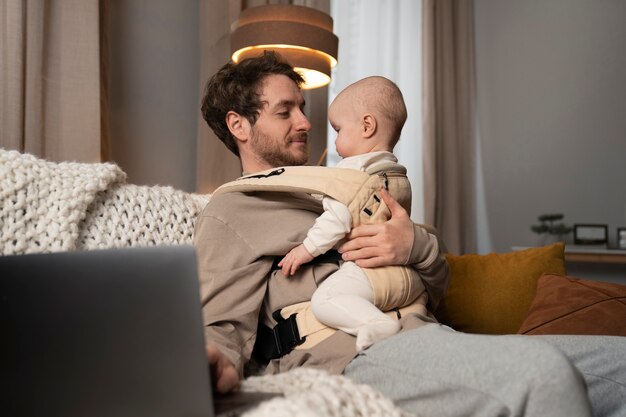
xmin=618 ymin=227 xmax=626 ymax=249
xmin=573 ymin=224 xmax=608 ymax=245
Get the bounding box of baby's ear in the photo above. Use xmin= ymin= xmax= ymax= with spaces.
xmin=362 ymin=113 xmax=377 ymax=138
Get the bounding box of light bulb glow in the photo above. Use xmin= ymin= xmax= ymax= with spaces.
xmin=294 ymin=67 xmax=331 ymax=89
xmin=232 ymin=44 xmax=337 ymax=68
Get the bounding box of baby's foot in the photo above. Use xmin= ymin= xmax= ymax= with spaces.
xmin=355 ymin=319 xmax=401 ymax=352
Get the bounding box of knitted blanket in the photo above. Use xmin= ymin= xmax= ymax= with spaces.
xmin=241 ymin=368 xmax=411 ymax=417
xmin=0 ymin=149 xmax=409 ymax=417
xmin=0 ymin=149 xmax=208 ymax=255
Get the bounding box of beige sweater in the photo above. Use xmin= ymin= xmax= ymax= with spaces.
xmin=194 ymin=189 xmax=449 ymax=378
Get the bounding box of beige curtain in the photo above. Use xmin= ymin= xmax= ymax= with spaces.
xmin=0 ymin=0 xmax=104 ymax=162
xmin=195 ymin=0 xmax=243 ymax=194
xmin=422 ymin=0 xmax=477 ymax=255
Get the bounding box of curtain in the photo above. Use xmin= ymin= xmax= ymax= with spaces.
xmin=195 ymin=0 xmax=242 ymax=194
xmin=422 ymin=0 xmax=477 ymax=254
xmin=0 ymin=0 xmax=105 ymax=162
xmin=328 ymin=0 xmax=424 ymax=222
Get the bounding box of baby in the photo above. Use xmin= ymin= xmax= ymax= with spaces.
xmin=279 ymin=76 xmax=426 ymax=351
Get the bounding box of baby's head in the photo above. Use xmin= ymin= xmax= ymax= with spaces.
xmin=329 ymin=76 xmax=407 ymax=158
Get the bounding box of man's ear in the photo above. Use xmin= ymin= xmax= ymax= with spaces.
xmin=362 ymin=113 xmax=377 ymax=138
xmin=226 ymin=111 xmax=251 ymax=143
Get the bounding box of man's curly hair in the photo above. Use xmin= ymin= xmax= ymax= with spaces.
xmin=201 ymin=51 xmax=305 ymax=156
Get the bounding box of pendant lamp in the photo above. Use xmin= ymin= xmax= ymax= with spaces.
xmin=230 ymin=4 xmax=339 ymax=89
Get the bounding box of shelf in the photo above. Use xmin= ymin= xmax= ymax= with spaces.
xmin=563 ymin=247 xmax=626 ymax=264
xmin=512 ymin=246 xmax=626 ymax=265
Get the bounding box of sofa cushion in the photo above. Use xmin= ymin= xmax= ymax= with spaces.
xmin=517 ymin=273 xmax=626 ymax=336
xmin=435 ymin=243 xmax=566 ymax=334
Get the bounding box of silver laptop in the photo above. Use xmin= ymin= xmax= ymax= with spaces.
xmin=1 ymin=245 xmax=214 ymax=417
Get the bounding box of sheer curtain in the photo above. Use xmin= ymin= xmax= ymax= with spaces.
xmin=0 ymin=0 xmax=105 ymax=162
xmin=328 ymin=0 xmax=424 ymax=222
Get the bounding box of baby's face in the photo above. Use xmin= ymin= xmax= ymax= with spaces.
xmin=328 ymin=96 xmax=363 ymax=158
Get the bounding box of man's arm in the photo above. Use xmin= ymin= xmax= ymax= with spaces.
xmin=338 ymin=189 xmax=413 ymax=266
xmin=194 ymin=211 xmax=273 ymax=382
xmin=338 ymin=189 xmax=449 ymax=309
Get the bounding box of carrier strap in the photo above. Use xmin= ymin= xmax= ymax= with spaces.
xmin=252 ymin=298 xmax=428 ymax=363
xmin=213 ymin=165 xmax=407 ymax=227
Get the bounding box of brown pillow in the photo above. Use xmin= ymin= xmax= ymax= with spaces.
xmin=518 ymin=273 xmax=626 ymax=336
xmin=435 ymin=243 xmax=566 ymax=334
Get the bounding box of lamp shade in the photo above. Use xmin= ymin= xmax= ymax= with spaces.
xmin=230 ymin=5 xmax=338 ymax=89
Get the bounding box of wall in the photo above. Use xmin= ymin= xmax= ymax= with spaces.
xmin=475 ymin=0 xmax=626 ymax=255
xmin=107 ymin=0 xmax=199 ymax=191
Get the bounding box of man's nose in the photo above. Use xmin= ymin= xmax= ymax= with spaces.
xmin=295 ymin=110 xmax=312 ymax=132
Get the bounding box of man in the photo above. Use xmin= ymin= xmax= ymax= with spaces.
xmin=196 ymin=52 xmax=625 ymax=416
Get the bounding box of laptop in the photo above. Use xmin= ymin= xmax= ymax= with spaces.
xmin=1 ymin=245 xmax=215 ymax=417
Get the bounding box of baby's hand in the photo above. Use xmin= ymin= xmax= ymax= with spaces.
xmin=278 ymin=244 xmax=314 ymax=276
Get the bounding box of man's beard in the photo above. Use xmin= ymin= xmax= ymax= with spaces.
xmin=250 ymin=128 xmax=309 ymax=168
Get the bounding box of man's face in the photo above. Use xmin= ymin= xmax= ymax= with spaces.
xmin=249 ymin=74 xmax=311 ymax=169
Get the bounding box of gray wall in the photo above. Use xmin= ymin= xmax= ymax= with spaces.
xmin=475 ymin=0 xmax=626 ymax=253
xmin=108 ymin=0 xmax=199 ymax=191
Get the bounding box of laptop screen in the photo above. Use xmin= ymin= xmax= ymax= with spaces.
xmin=1 ymin=245 xmax=214 ymax=417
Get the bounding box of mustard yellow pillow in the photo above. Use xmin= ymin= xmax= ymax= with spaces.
xmin=434 ymin=243 xmax=566 ymax=334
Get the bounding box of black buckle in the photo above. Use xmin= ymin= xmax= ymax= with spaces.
xmin=271 ymin=310 xmax=306 ymax=357
xmin=252 ymin=310 xmax=306 ymax=363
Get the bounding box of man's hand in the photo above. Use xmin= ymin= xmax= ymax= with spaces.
xmin=278 ymin=244 xmax=314 ymax=276
xmin=206 ymin=344 xmax=239 ymax=394
xmin=338 ymin=189 xmax=414 ymax=268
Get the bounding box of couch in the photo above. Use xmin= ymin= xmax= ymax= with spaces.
xmin=2 ymin=149 xmax=625 ymax=416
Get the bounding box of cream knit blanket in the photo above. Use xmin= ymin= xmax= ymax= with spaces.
xmin=0 ymin=149 xmax=208 ymax=255
xmin=241 ymin=368 xmax=411 ymax=417
xmin=0 ymin=149 xmax=410 ymax=417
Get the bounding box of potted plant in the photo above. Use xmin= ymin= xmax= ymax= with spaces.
xmin=531 ymin=213 xmax=573 ymax=245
